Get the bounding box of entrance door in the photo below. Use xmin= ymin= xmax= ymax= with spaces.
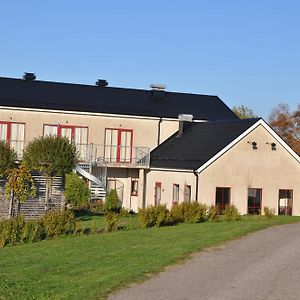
xmin=278 ymin=190 xmax=293 ymax=215
xmin=154 ymin=182 xmax=161 ymax=206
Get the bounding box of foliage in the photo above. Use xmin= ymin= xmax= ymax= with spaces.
xmin=269 ymin=103 xmax=300 ymax=155
xmin=42 ymin=210 xmax=75 ymax=237
xmin=22 ymin=136 xmax=77 ymax=178
xmin=105 ymin=189 xmax=121 ymax=213
xmin=170 ymin=202 xmax=207 ymax=223
xmin=105 ymin=212 xmax=119 ymax=232
xmin=0 ymin=210 xmax=76 ymax=247
xmin=232 ymin=105 xmax=258 ymax=119
xmin=5 ymin=165 xmax=36 ymax=204
xmin=263 ymin=206 xmax=275 ymax=218
xmin=208 ymin=205 xmax=220 ymax=222
xmin=138 ymin=205 xmax=174 ymax=228
xmin=223 ymin=205 xmax=241 ymax=221
xmin=0 ymin=140 xmax=16 ymax=178
xmin=65 ymin=172 xmax=90 ymax=208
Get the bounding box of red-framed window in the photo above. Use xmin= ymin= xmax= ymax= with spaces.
xmin=0 ymin=121 xmax=25 ymax=157
xmin=248 ymin=188 xmax=262 ymax=215
xmin=173 ymin=184 xmax=180 ymax=205
xmin=131 ymin=179 xmax=138 ymax=196
xmin=43 ymin=124 xmax=88 ymax=159
xmin=104 ymin=128 xmax=133 ymax=163
xmin=184 ymin=185 xmax=191 ymax=202
xmin=215 ymin=187 xmax=230 ymax=212
xmin=278 ymin=189 xmax=293 ymax=216
xmin=154 ymin=182 xmax=161 ymax=206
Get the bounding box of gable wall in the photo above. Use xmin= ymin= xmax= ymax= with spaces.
xmin=198 ymin=124 xmax=300 ymax=215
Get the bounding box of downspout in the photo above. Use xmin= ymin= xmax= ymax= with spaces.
xmin=193 ymin=170 xmax=199 ymax=202
xmin=157 ymin=117 xmax=163 ymax=146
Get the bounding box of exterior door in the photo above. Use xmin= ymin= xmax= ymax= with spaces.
xmin=248 ymin=188 xmax=262 ymax=214
xmin=278 ymin=190 xmax=293 ymax=215
xmin=154 ymin=182 xmax=161 ymax=206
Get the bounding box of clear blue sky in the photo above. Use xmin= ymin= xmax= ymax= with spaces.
xmin=1 ymin=0 xmax=300 ymax=119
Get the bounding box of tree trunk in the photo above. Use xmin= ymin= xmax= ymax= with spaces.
xmin=8 ymin=189 xmax=14 ymax=219
xmin=44 ymin=177 xmax=53 ymax=212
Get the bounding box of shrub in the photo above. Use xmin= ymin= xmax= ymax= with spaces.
xmin=105 ymin=212 xmax=119 ymax=232
xmin=139 ymin=205 xmax=174 ymax=228
xmin=65 ymin=173 xmax=90 ymax=208
xmin=208 ymin=206 xmax=220 ymax=222
xmin=105 ymin=189 xmax=121 ymax=213
xmin=42 ymin=210 xmax=75 ymax=237
xmin=170 ymin=202 xmax=207 ymax=223
xmin=223 ymin=205 xmax=241 ymax=221
xmin=89 ymin=200 xmax=105 ymax=214
xmin=264 ymin=206 xmax=275 ymax=218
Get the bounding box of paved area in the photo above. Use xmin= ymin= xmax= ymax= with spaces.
xmin=109 ymin=223 xmax=300 ymax=300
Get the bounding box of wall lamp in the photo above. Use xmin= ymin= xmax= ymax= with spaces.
xmin=248 ymin=141 xmax=258 ymax=150
xmin=266 ymin=142 xmax=277 ymax=151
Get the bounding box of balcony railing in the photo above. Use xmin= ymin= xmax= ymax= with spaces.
xmin=78 ymin=144 xmax=150 ymax=168
xmin=5 ymin=141 xmax=150 ymax=169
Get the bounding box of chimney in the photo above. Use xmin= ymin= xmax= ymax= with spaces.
xmin=177 ymin=114 xmax=193 ymax=137
xmin=96 ymin=79 xmax=108 ymax=87
xmin=23 ymin=72 xmax=36 ymax=81
xmin=150 ymin=84 xmax=166 ymax=99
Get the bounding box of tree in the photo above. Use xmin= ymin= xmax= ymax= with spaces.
xmin=269 ymin=103 xmax=300 ymax=155
xmin=22 ymin=136 xmax=78 ymax=211
xmin=232 ymin=105 xmax=258 ymax=119
xmin=5 ymin=165 xmax=36 ymax=218
xmin=0 ymin=141 xmax=16 ymax=178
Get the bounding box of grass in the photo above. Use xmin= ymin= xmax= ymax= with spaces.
xmin=0 ymin=215 xmax=299 ymax=299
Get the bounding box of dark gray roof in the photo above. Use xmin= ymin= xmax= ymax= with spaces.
xmin=0 ymin=76 xmax=238 ymax=120
xmin=150 ymin=118 xmax=260 ymax=170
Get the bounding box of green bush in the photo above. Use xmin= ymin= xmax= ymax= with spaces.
xmin=170 ymin=202 xmax=207 ymax=223
xmin=65 ymin=173 xmax=90 ymax=208
xmin=208 ymin=206 xmax=220 ymax=222
xmin=138 ymin=205 xmax=174 ymax=228
xmin=223 ymin=205 xmax=241 ymax=221
xmin=105 ymin=189 xmax=121 ymax=213
xmin=42 ymin=210 xmax=75 ymax=237
xmin=263 ymin=206 xmax=275 ymax=218
xmin=0 ymin=216 xmax=25 ymax=246
xmin=105 ymin=212 xmax=119 ymax=232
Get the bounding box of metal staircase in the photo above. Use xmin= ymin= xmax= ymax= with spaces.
xmin=76 ymin=161 xmax=107 ymax=200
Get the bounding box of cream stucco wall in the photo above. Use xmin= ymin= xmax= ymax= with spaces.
xmin=198 ymin=124 xmax=300 ymax=215
xmin=145 ymin=169 xmax=196 ymax=209
xmin=0 ymin=108 xmax=180 ymax=151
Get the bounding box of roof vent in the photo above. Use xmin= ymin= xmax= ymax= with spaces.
xmin=178 ymin=114 xmax=193 ymax=122
xmin=150 ymin=84 xmax=166 ymax=99
xmin=177 ymin=114 xmax=193 ymax=137
xmin=96 ymin=79 xmax=108 ymax=87
xmin=23 ymin=72 xmax=36 ymax=81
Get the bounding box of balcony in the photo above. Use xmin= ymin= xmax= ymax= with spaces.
xmin=78 ymin=144 xmax=150 ymax=169
xmin=6 ymin=141 xmax=150 ymax=169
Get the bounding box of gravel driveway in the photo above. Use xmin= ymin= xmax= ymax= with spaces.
xmin=109 ymin=223 xmax=300 ymax=300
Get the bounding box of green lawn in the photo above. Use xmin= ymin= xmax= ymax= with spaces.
xmin=0 ymin=216 xmax=299 ymax=300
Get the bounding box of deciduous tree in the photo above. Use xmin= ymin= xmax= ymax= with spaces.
xmin=232 ymin=105 xmax=258 ymax=119
xmin=0 ymin=141 xmax=16 ymax=178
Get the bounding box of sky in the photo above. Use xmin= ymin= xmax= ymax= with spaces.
xmin=0 ymin=0 xmax=300 ymax=119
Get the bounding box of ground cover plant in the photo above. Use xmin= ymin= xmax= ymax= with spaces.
xmin=0 ymin=215 xmax=299 ymax=299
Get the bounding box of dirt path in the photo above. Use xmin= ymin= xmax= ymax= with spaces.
xmin=109 ymin=223 xmax=300 ymax=300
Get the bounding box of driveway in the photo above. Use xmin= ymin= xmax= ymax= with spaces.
xmin=109 ymin=223 xmax=300 ymax=300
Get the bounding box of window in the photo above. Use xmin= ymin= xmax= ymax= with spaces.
xmin=0 ymin=121 xmax=25 ymax=158
xmin=154 ymin=182 xmax=161 ymax=206
xmin=173 ymin=184 xmax=180 ymax=204
xmin=215 ymin=187 xmax=230 ymax=212
xmin=184 ymin=185 xmax=191 ymax=202
xmin=43 ymin=124 xmax=88 ymax=160
xmin=131 ymin=179 xmax=138 ymax=196
xmin=104 ymin=128 xmax=133 ymax=163
xmin=248 ymin=188 xmax=262 ymax=214
xmin=278 ymin=190 xmax=293 ymax=215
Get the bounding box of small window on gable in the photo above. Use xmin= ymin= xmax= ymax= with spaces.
xmin=131 ymin=179 xmax=138 ymax=196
